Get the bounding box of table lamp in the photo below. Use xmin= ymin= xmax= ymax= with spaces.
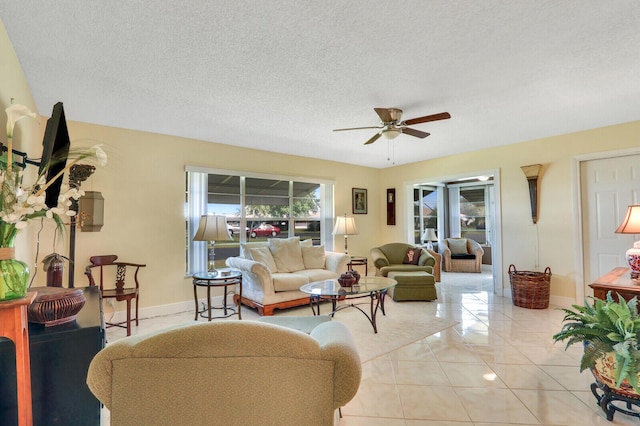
xmin=193 ymin=215 xmax=232 ymax=274
xmin=421 ymin=228 xmax=438 ymax=250
xmin=615 ymin=205 xmax=640 ymax=279
xmin=333 ymin=214 xmax=359 ymax=255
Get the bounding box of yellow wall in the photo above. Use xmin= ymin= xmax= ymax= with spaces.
xmin=378 ymin=122 xmax=640 ymax=300
xmin=61 ymin=123 xmax=379 ymax=307
xmin=3 ymin=21 xmax=640 ymax=311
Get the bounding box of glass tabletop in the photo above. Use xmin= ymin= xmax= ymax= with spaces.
xmin=193 ymin=268 xmax=241 ymax=280
xmin=300 ymin=276 xmax=396 ymax=297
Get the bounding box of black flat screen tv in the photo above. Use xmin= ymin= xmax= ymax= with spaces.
xmin=39 ymin=102 xmax=70 ymax=208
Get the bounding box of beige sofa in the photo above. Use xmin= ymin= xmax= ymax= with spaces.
xmin=225 ymin=237 xmax=349 ymax=315
xmin=87 ymin=320 xmax=361 ymax=426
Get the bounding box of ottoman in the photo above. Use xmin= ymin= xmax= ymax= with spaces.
xmin=387 ymin=271 xmax=437 ymax=301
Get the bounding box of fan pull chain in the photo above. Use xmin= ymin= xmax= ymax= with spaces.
xmin=386 ymin=140 xmax=396 ymax=164
xmin=387 ymin=140 xmax=395 ymax=164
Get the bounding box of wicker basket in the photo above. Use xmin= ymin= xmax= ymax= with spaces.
xmin=508 ymin=264 xmax=551 ymax=309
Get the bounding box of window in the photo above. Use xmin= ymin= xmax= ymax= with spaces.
xmin=185 ymin=168 xmax=333 ymax=274
xmin=448 ymin=182 xmax=493 ymax=245
xmin=413 ymin=185 xmax=439 ymax=245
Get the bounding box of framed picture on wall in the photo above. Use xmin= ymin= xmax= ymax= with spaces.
xmin=387 ymin=188 xmax=396 ymax=225
xmin=352 ymin=188 xmax=367 ymax=214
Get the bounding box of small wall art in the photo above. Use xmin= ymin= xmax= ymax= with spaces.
xmin=387 ymin=188 xmax=396 ymax=225
xmin=352 ymin=188 xmax=367 ymax=214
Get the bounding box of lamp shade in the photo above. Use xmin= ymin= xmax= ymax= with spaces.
xmin=615 ymin=205 xmax=640 ymax=234
xmin=193 ymin=215 xmax=232 ymax=242
xmin=615 ymin=205 xmax=640 ymax=279
xmin=333 ymin=215 xmax=359 ymax=236
xmin=422 ymin=228 xmax=437 ymax=242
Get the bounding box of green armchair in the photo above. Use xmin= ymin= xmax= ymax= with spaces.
xmin=370 ymin=243 xmax=436 ymax=277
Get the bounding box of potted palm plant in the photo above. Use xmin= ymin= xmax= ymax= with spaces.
xmin=553 ymin=292 xmax=640 ymax=396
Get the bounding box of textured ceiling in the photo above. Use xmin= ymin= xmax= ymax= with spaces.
xmin=1 ymin=1 xmax=639 ymax=168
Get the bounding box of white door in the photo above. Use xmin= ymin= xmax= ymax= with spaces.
xmin=581 ymin=154 xmax=640 ymax=295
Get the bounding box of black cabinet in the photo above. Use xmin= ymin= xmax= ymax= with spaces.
xmin=0 ymin=286 xmax=104 ymax=425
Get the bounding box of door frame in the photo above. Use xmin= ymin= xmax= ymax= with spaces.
xmin=404 ymin=168 xmax=503 ymax=296
xmin=572 ymin=147 xmax=640 ymax=303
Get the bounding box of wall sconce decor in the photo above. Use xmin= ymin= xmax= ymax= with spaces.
xmin=521 ymin=164 xmax=542 ymax=224
xmin=615 ymin=205 xmax=640 ymax=279
xmin=78 ymin=191 xmax=104 ymax=232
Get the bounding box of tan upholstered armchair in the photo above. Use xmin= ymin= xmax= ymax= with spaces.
xmin=370 ymin=242 xmax=438 ymax=280
xmin=442 ymin=238 xmax=484 ymax=273
xmin=87 ymin=321 xmax=361 ymax=426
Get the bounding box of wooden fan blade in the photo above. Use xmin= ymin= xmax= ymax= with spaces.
xmin=333 ymin=126 xmax=382 ymax=132
xmin=402 ymin=127 xmax=430 ymax=138
xmin=403 ymin=112 xmax=451 ymax=126
xmin=364 ymin=132 xmax=382 ymax=145
xmin=374 ymin=108 xmax=393 ymax=123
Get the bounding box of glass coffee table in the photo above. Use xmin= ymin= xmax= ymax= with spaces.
xmin=299 ymin=276 xmax=396 ymax=333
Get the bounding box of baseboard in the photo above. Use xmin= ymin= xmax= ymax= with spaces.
xmin=102 ymin=295 xmax=229 ymax=324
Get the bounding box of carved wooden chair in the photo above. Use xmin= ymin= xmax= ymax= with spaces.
xmin=85 ymin=255 xmax=146 ymax=336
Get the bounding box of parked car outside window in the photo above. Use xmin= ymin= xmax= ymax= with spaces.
xmin=249 ymin=223 xmax=280 ymax=238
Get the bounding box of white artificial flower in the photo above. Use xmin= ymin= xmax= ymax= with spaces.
xmin=93 ymin=145 xmax=108 ymax=166
xmin=5 ymin=104 xmax=36 ymax=138
xmin=15 ymin=221 xmax=28 ymax=229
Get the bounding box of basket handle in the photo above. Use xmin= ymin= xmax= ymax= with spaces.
xmin=508 ymin=264 xmax=516 ymax=274
xmin=544 ymin=266 xmax=551 ymax=276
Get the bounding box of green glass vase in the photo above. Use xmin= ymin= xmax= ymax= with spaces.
xmin=0 ymin=222 xmax=29 ymax=302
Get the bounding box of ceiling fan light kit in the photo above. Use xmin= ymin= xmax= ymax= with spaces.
xmin=382 ymin=128 xmax=401 ymax=139
xmin=333 ymin=107 xmax=451 ymax=145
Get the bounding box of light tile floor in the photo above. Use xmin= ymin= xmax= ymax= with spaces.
xmin=103 ymin=271 xmax=640 ymax=425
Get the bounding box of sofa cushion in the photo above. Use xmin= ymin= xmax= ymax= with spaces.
xmin=451 ymin=253 xmax=476 ymax=260
xmin=248 ymin=246 xmax=277 ymax=273
xmin=402 ymin=247 xmax=421 ymax=265
xmin=302 ymin=245 xmax=325 ymax=269
xmin=269 ymin=237 xmax=305 ymax=272
xmin=272 ymin=272 xmax=310 ymax=292
xmin=448 ymin=238 xmax=468 ymax=255
xmin=294 ymin=268 xmax=338 ymax=282
xmin=240 ymin=242 xmax=269 ymax=258
xmin=301 ymin=239 xmax=313 ymax=248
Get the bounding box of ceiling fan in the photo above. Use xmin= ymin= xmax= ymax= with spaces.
xmin=333 ymin=107 xmax=451 ymax=145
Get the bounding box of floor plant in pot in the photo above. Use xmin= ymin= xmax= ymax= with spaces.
xmin=553 ymin=292 xmax=640 ymax=420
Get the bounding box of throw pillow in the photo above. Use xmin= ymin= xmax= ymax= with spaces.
xmin=248 ymin=247 xmax=277 ymax=273
xmin=300 ymin=239 xmax=313 ymax=248
xmin=269 ymin=237 xmax=305 ymax=272
xmin=447 ymin=238 xmax=468 ymax=255
xmin=403 ymin=247 xmax=422 ymax=265
xmin=302 ymin=245 xmax=325 ymax=269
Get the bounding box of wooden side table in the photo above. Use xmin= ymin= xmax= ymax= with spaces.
xmin=348 ymin=256 xmax=368 ymax=276
xmin=0 ymin=292 xmax=36 ymax=426
xmin=589 ymin=267 xmax=640 ymax=301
